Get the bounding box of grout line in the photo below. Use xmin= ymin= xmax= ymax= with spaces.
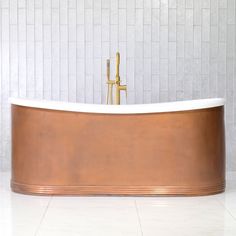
xmin=216 ymin=197 xmax=236 ymax=222
xmin=34 ymin=196 xmax=52 ymax=236
xmin=134 ymin=200 xmax=144 ymax=236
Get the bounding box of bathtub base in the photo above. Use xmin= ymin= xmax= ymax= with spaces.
xmin=11 ymin=105 xmax=225 ymax=197
xmin=11 ymin=181 xmax=225 ymax=196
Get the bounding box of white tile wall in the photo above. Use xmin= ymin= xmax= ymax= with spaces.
xmin=0 ymin=0 xmax=236 ymax=170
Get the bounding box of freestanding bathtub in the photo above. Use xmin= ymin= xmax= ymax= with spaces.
xmin=10 ymin=98 xmax=225 ymax=196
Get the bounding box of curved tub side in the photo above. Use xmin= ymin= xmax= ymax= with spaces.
xmin=11 ymin=104 xmax=225 ymax=196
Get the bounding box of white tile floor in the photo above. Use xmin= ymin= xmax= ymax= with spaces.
xmin=0 ymin=172 xmax=236 ymax=236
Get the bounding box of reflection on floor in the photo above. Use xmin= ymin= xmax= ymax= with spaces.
xmin=0 ymin=172 xmax=236 ymax=236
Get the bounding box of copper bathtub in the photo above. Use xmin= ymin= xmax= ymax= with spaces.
xmin=10 ymin=98 xmax=225 ymax=196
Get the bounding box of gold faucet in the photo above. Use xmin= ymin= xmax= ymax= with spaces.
xmin=106 ymin=52 xmax=127 ymax=105
xmin=115 ymin=52 xmax=127 ymax=105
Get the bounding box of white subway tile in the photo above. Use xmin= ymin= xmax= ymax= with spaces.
xmin=60 ymin=0 xmax=68 ymax=25
xmin=219 ymin=0 xmax=227 ymax=8
xmin=35 ymin=42 xmax=43 ymax=99
xmin=93 ymin=58 xmax=102 ymax=91
xmin=102 ymin=9 xmax=110 ymax=41
xmin=144 ymin=58 xmax=152 ymax=90
xmin=68 ymin=0 xmax=76 ymax=9
xmin=152 ymin=0 xmax=160 ymax=8
xmin=185 ymin=9 xmax=193 ymax=42
xmin=43 ymin=58 xmax=52 ymax=97
xmin=169 ymin=42 xmax=176 ymax=75
xmin=18 ymin=0 xmax=26 ymax=8
xmin=168 ymin=75 xmax=176 ymax=101
xmin=184 ymin=75 xmax=193 ymax=99
xmin=151 ymin=42 xmax=160 ymax=74
xmin=52 ymin=0 xmax=59 ymax=9
xmin=102 ymin=41 xmax=110 ymax=59
xmin=169 ymin=0 xmax=176 ymax=8
xmin=35 ymin=9 xmax=43 ymax=41
xmin=102 ymin=0 xmax=110 ymax=8
xmin=193 ymin=0 xmax=201 ymax=25
xmin=202 ymin=9 xmax=210 ymax=42
xmin=160 ymin=26 xmax=168 ymax=58
xmin=77 ymin=0 xmax=85 ymax=24
xmin=201 ymin=42 xmax=210 ymax=74
xmin=110 ymin=24 xmax=118 ymax=56
xmin=210 ymin=0 xmax=218 ymax=25
xmin=85 ymin=75 xmax=94 ymax=103
xmin=193 ymin=26 xmax=201 ymax=58
xmin=119 ymin=0 xmax=127 ymax=9
xmin=177 ymin=0 xmax=185 ymax=25
xmin=110 ymin=0 xmax=118 ymax=24
xmin=210 ymin=26 xmax=218 ymax=59
xmin=227 ymin=0 xmax=235 ymax=24
xmin=152 ymin=9 xmax=160 ymax=42
xmin=1 ymin=0 xmax=9 ymax=8
xmin=144 ymin=25 xmax=151 ymax=57
xmin=94 ymin=0 xmax=102 ymax=25
xmin=202 ymin=0 xmax=210 ymax=8
xmin=151 ymin=75 xmax=159 ymax=102
xmin=2 ymin=9 xmax=10 ymax=42
xmin=85 ymin=0 xmax=93 ymax=9
xmin=160 ymin=58 xmax=168 ymax=90
xmin=94 ymin=25 xmax=102 ymax=58
xmin=119 ymin=9 xmax=127 ymax=42
xmin=135 ymin=9 xmax=144 ymax=42
xmin=127 ymin=26 xmax=135 ymax=58
xmin=144 ymin=8 xmax=151 ymax=25
xmin=43 ymin=0 xmax=51 ymax=24
xmin=219 ymin=8 xmax=227 ymax=42
xmin=85 ymin=9 xmax=93 ymax=41
xmin=69 ymin=9 xmax=76 ymax=41
xmin=160 ymin=0 xmax=168 ymax=25
xmin=135 ymin=75 xmax=144 ymax=103
xmin=127 ymin=58 xmax=135 ymax=90
xmin=186 ymin=0 xmax=193 ymax=8
xmin=127 ymin=0 xmax=135 ymax=25
xmin=168 ymin=9 xmax=176 ymax=42
xmin=227 ymin=25 xmax=235 ymax=59
xmin=10 ymin=0 xmax=17 ymax=24
xmin=35 ymin=0 xmax=43 ymax=9
xmin=77 ymin=25 xmax=85 ymax=42
xmin=176 ymin=25 xmax=184 ymax=58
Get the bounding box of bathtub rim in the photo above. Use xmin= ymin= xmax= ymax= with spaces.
xmin=9 ymin=97 xmax=225 ymax=114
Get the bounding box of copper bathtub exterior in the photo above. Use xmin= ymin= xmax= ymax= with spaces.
xmin=11 ymin=104 xmax=225 ymax=196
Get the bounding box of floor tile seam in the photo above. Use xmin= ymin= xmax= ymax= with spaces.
xmin=135 ymin=199 xmax=144 ymax=236
xmin=34 ymin=196 xmax=53 ymax=236
xmin=216 ymin=197 xmax=236 ymax=222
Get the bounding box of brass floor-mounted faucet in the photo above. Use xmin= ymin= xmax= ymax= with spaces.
xmin=106 ymin=52 xmax=127 ymax=105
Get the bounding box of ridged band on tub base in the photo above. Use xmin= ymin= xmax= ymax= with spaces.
xmin=11 ymin=181 xmax=225 ymax=196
